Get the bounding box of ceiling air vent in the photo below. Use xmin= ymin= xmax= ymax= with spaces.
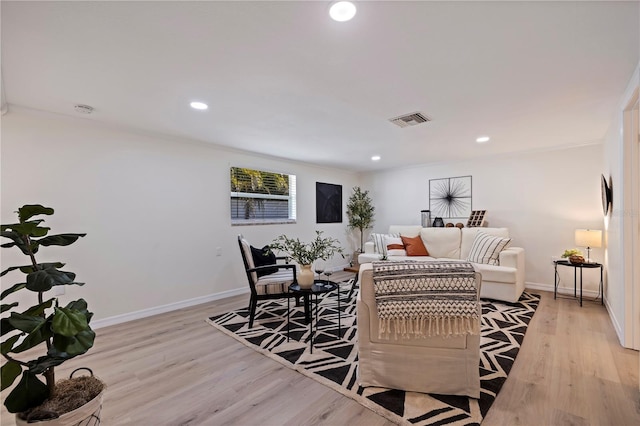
xmin=389 ymin=112 xmax=431 ymax=128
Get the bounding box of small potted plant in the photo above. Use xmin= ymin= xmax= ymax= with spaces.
xmin=270 ymin=231 xmax=343 ymax=289
xmin=346 ymin=187 xmax=375 ymax=263
xmin=1 ymin=204 xmax=104 ymax=424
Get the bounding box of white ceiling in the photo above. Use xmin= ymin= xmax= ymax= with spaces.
xmin=2 ymin=1 xmax=638 ymax=172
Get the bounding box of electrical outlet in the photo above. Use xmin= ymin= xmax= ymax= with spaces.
xmin=216 ymin=247 xmax=222 ymax=257
xmin=54 ymin=286 xmax=65 ymax=296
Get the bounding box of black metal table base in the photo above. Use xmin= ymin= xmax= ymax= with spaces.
xmin=287 ymin=280 xmax=341 ymax=353
xmin=554 ymin=260 xmax=604 ymax=306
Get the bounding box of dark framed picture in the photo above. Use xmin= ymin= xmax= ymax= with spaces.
xmin=429 ymin=175 xmax=472 ymax=220
xmin=316 ymin=182 xmax=342 ymax=223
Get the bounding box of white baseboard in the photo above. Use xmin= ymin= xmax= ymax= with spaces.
xmin=525 ymin=281 xmax=600 ymax=298
xmin=91 ymin=287 xmax=249 ymax=330
xmin=604 ymin=297 xmax=625 ymax=346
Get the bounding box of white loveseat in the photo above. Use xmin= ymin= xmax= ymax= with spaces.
xmin=358 ymin=226 xmax=525 ymax=303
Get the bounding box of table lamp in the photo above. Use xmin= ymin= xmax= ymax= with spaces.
xmin=575 ymin=229 xmax=602 ymax=264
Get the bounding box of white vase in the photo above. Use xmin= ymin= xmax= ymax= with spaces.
xmin=298 ymin=264 xmax=315 ymax=289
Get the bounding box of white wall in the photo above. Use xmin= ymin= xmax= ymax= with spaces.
xmin=603 ymin=64 xmax=639 ymax=348
xmin=0 ymin=108 xmax=359 ymax=325
xmin=360 ymin=145 xmax=605 ymax=292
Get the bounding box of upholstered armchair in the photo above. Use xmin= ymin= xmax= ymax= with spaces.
xmin=357 ymin=263 xmax=482 ymax=398
xmin=238 ymin=235 xmax=300 ymax=328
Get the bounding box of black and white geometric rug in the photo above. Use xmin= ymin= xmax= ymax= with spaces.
xmin=207 ymin=284 xmax=540 ymax=425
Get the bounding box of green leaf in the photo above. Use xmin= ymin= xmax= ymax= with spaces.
xmin=4 ymin=371 xmax=49 ymax=413
xmin=66 ymin=298 xmax=93 ymax=323
xmin=0 ymin=283 xmax=26 ymax=301
xmin=12 ymin=322 xmax=53 ymax=353
xmin=1 ymin=221 xmax=49 ymax=238
xmin=22 ymin=299 xmax=54 ymax=317
xmin=8 ymin=312 xmax=45 ymax=333
xmin=1 ymin=266 xmax=24 ymax=277
xmin=0 ymin=361 xmax=22 ymax=391
xmin=0 ymin=318 xmax=16 ymax=336
xmin=26 ymin=268 xmax=75 ymax=292
xmin=37 ymin=233 xmax=86 ymax=247
xmin=53 ymin=329 xmax=95 ymax=356
xmin=17 ymin=204 xmax=54 ymax=223
xmin=0 ymin=231 xmax=34 ymax=255
xmin=1 ymin=335 xmax=20 ymax=355
xmin=1 ymin=302 xmax=18 ymax=313
xmin=52 ymin=307 xmax=88 ymax=337
xmin=27 ymin=354 xmax=69 ymax=375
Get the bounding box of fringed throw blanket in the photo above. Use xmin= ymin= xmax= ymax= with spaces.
xmin=372 ymin=260 xmax=480 ymax=339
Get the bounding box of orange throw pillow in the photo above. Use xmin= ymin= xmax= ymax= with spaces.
xmin=401 ymin=235 xmax=429 ymax=256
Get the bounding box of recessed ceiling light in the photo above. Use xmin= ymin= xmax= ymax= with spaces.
xmin=476 ymin=136 xmax=490 ymax=143
xmin=371 ymin=155 xmax=381 ymax=161
xmin=190 ymin=101 xmax=208 ymax=110
xmin=329 ymin=1 xmax=357 ymax=22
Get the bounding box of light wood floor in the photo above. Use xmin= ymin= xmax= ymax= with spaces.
xmin=2 ymin=271 xmax=639 ymax=425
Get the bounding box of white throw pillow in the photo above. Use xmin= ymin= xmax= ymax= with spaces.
xmin=384 ymin=235 xmax=407 ymax=257
xmin=466 ymin=232 xmax=511 ymax=265
xmin=371 ymin=233 xmax=400 ymax=256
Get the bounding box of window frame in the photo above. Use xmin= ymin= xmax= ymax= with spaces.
xmin=230 ymin=166 xmax=297 ymax=226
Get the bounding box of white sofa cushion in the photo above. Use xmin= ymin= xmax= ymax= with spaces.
xmin=388 ymin=225 xmax=422 ymax=237
xmin=466 ymin=232 xmax=511 ymax=266
xmin=419 ymin=227 xmax=461 ymax=259
xmin=472 ymin=263 xmax=517 ymax=284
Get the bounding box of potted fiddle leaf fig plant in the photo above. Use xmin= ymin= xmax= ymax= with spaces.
xmin=1 ymin=204 xmax=104 ymax=424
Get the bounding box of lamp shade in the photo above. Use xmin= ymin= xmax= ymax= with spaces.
xmin=575 ymin=229 xmax=602 ymax=248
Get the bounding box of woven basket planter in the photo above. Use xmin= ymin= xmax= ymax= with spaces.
xmin=15 ymin=391 xmax=103 ymax=426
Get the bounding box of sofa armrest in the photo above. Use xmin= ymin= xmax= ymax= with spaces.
xmin=364 ymin=241 xmax=376 ymax=254
xmin=499 ymin=247 xmax=524 ymax=269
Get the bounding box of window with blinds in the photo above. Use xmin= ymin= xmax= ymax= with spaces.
xmin=230 ymin=167 xmax=297 ymax=225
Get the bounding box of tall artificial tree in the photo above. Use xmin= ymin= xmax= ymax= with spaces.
xmin=346 ymin=187 xmax=375 ymax=253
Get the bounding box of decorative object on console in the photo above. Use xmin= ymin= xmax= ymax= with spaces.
xmin=601 ymin=174 xmax=612 ymax=215
xmin=561 ymin=248 xmax=583 ymax=260
xmin=420 ymin=209 xmax=431 ymax=227
xmin=455 ymin=222 xmax=465 ymax=228
xmin=429 ymin=175 xmax=472 ymax=220
xmin=316 ymin=182 xmax=342 ymax=223
xmin=270 ymin=231 xmax=343 ymax=289
xmin=445 ymin=222 xmax=454 ymax=227
xmin=467 ymin=210 xmax=487 ymax=227
xmin=568 ymin=254 xmax=585 ymax=265
xmin=575 ymin=229 xmax=602 ymax=264
xmin=466 ymin=231 xmax=511 ymax=266
xmin=346 ymin=186 xmax=375 ymax=256
xmin=400 ymin=235 xmax=429 ymax=256
xmin=432 ymin=217 xmax=445 ymax=227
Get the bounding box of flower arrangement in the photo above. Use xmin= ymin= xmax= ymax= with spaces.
xmin=270 ymin=231 xmax=343 ymax=266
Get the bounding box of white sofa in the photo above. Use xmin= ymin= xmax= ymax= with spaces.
xmin=357 ymin=264 xmax=482 ymax=397
xmin=358 ymin=225 xmax=525 ymax=303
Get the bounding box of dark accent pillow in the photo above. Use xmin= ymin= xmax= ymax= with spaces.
xmin=251 ymin=245 xmax=278 ymax=277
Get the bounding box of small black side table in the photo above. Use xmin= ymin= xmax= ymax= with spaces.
xmin=554 ymin=260 xmax=604 ymax=307
xmin=287 ymin=280 xmax=341 ymax=353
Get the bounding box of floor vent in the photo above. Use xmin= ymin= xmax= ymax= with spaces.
xmin=389 ymin=112 xmax=431 ymax=128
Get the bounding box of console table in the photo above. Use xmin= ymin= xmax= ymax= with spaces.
xmin=287 ymin=281 xmax=341 ymax=353
xmin=553 ymin=260 xmax=603 ymax=306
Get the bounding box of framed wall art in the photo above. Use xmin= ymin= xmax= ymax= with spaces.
xmin=316 ymin=182 xmax=342 ymax=223
xmin=429 ymin=176 xmax=472 ymax=220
